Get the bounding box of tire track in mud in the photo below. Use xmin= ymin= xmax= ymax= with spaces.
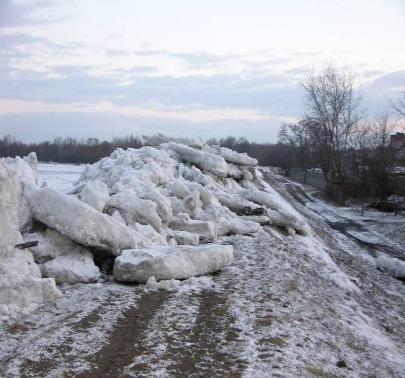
xmin=163 ymin=289 xmax=249 ymax=377
xmin=78 ymin=291 xmax=170 ymax=377
xmin=19 ymin=296 xmax=112 ymax=377
xmin=8 ymin=286 xmax=141 ymax=378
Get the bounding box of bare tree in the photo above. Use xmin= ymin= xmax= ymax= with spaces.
xmin=392 ymin=90 xmax=405 ymax=118
xmin=368 ymin=113 xmax=394 ymax=150
xmin=301 ymin=65 xmax=364 ymax=182
xmin=351 ymin=113 xmax=398 ymax=204
xmin=278 ymin=121 xmax=312 ymax=168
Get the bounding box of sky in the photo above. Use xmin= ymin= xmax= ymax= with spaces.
xmin=0 ymin=0 xmax=404 ymax=143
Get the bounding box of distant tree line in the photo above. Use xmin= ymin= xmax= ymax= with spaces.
xmin=0 ymin=133 xmax=293 ymax=167
xmin=0 ymin=135 xmax=143 ymax=164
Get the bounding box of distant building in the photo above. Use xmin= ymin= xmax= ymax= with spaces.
xmin=390 ymin=132 xmax=405 ymax=149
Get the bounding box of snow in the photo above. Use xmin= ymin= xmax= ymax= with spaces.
xmin=218 ymin=146 xmax=258 ymax=166
xmin=40 ymin=252 xmax=101 ymax=284
xmin=296 ymin=234 xmax=360 ymax=292
xmin=169 ymin=216 xmax=217 ymax=241
xmin=346 ymin=230 xmax=384 ymax=245
xmin=217 ymin=216 xmax=260 ymax=236
xmin=145 ymin=276 xmax=180 ymax=291
xmin=142 ymin=133 xmax=204 ymax=148
xmin=24 ymin=229 xmax=92 ymax=263
xmin=0 ymin=249 xmax=61 ymax=322
xmin=376 ymin=256 xmax=405 ymax=279
xmin=2 ymin=154 xmax=38 ymax=186
xmin=0 ymin=160 xmax=61 ymax=322
xmin=113 ymin=244 xmax=234 ymax=282
xmin=27 ymin=187 xmax=138 ymax=255
xmin=110 ymin=189 xmax=163 ymax=232
xmin=165 ymin=142 xmax=229 ymax=177
xmin=78 ymin=179 xmax=110 ymax=212
xmin=166 ymin=229 xmax=200 ymax=245
xmin=22 ymin=230 xmax=101 ymax=284
xmin=217 ymin=193 xmax=263 ymax=215
xmin=132 ymin=222 xmax=168 ymax=246
xmin=145 ymin=275 xmax=209 ymax=291
xmin=0 ymin=161 xmax=20 ymax=255
xmin=0 ymin=156 xmax=38 ymax=232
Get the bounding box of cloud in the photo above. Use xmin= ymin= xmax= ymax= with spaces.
xmin=105 ymin=48 xmax=129 ymax=57
xmin=114 ymin=73 xmax=302 ymax=117
xmin=365 ymin=70 xmax=405 ymax=91
xmin=170 ymin=51 xmax=243 ymax=68
xmin=0 ymin=32 xmax=43 ymax=66
xmin=0 ymin=44 xmax=303 ymax=116
xmin=0 ymin=98 xmax=295 ymax=125
xmin=0 ymin=0 xmax=59 ymax=28
xmin=1 ymin=1 xmax=403 ymax=144
xmin=359 ymin=70 xmax=405 ymax=116
xmin=133 ymin=49 xmax=167 ymax=57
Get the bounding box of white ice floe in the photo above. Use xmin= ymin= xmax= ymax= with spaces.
xmin=145 ymin=276 xmax=180 ymax=291
xmin=0 ymin=249 xmax=61 ymax=321
xmin=144 ymin=275 xmax=211 ymax=291
xmin=40 ymin=252 xmax=101 ymax=284
xmin=24 ymin=229 xmax=91 ymax=263
xmin=169 ymin=216 xmax=217 ymax=241
xmin=113 ymin=244 xmax=234 ymax=282
xmin=23 ymin=229 xmax=101 ymax=284
xmin=218 ymin=146 xmax=258 ymax=166
xmin=0 ymin=161 xmax=60 ymax=322
xmin=1 ymin=153 xmax=39 ymax=186
xmin=110 ymin=189 xmax=163 ymax=232
xmin=142 ymin=133 xmax=204 ymax=148
xmin=0 ymin=162 xmax=20 ymax=254
xmin=78 ymin=179 xmax=110 ymax=212
xmin=1 ymin=154 xmax=40 ymax=232
xmin=166 ymin=229 xmax=200 ymax=245
xmin=165 ymin=142 xmax=229 ymax=177
xmin=376 ymin=255 xmax=405 ymax=279
xmin=27 ymin=187 xmax=139 ymax=254
xmin=217 ymin=217 xmax=260 ymax=236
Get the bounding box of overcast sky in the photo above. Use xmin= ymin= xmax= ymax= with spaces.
xmin=0 ymin=0 xmax=404 ymax=142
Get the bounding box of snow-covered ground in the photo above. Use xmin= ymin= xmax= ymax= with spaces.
xmin=287 ymin=177 xmax=405 ymax=261
xmin=1 ymin=161 xmax=404 ymax=377
xmin=1 ymin=230 xmax=404 ymax=377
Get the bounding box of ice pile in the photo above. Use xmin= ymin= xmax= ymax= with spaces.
xmin=0 ymin=156 xmax=61 ymax=322
xmin=74 ymin=141 xmax=309 ymax=241
xmin=0 ymin=137 xmax=310 ymax=320
xmin=114 ymin=244 xmax=234 ymax=283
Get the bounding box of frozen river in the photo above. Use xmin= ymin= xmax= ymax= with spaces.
xmin=37 ymin=162 xmax=84 ymax=193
